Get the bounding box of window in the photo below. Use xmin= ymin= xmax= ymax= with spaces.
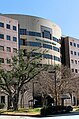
xmin=42 ymin=30 xmax=51 ymax=39
xmin=70 ymin=42 xmax=72 ymax=46
xmin=0 ymin=22 xmax=4 ymax=27
xmin=75 ymin=60 xmax=77 ymax=64
xmin=7 ymin=47 xmax=11 ymax=52
xmin=72 ymin=69 xmax=74 ymax=72
xmin=28 ymin=31 xmax=41 ymax=37
xmin=74 ymin=51 xmax=76 ymax=55
xmin=77 ymin=44 xmax=79 ymax=48
xmin=71 ymin=51 xmax=73 ymax=54
xmin=75 ymin=69 xmax=78 ymax=73
xmin=74 ymin=43 xmax=76 ymax=47
xmin=13 ymin=26 xmax=17 ymax=31
xmin=78 ymin=52 xmax=79 ymax=56
xmin=20 ymin=39 xmax=27 ymax=45
xmin=20 ymin=29 xmax=27 ymax=35
xmin=6 ymin=24 xmax=10 ymax=29
xmin=54 ymin=56 xmax=60 ymax=62
xmin=43 ymin=44 xmax=52 ymax=49
xmin=13 ymin=48 xmax=17 ymax=53
xmin=0 ymin=34 xmax=4 ymax=39
xmin=31 ymin=52 xmax=42 ymax=57
xmin=0 ymin=58 xmax=4 ymax=63
xmin=6 ymin=35 xmax=11 ymax=40
xmin=0 ymin=46 xmax=4 ymax=51
xmin=1 ymin=96 xmax=5 ymax=103
xmin=13 ymin=37 xmax=17 ymax=42
xmin=29 ymin=41 xmax=41 ymax=47
xmin=71 ymin=59 xmax=74 ymax=63
xmin=53 ymin=46 xmax=59 ymax=52
xmin=7 ymin=58 xmax=11 ymax=64
xmin=53 ymin=37 xmax=59 ymax=43
xmin=43 ymin=54 xmax=52 ymax=59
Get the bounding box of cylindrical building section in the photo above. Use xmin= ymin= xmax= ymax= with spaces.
xmin=4 ymin=14 xmax=62 ymax=65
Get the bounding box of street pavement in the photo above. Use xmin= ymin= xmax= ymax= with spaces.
xmin=0 ymin=112 xmax=79 ymax=119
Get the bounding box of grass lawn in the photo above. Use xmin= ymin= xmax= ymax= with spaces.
xmin=0 ymin=108 xmax=41 ymax=115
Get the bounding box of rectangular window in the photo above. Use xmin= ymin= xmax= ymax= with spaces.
xmin=43 ymin=54 xmax=52 ymax=59
xmin=0 ymin=46 xmax=4 ymax=51
xmin=20 ymin=29 xmax=27 ymax=35
xmin=13 ymin=37 xmax=17 ymax=42
xmin=28 ymin=31 xmax=41 ymax=37
xmin=54 ymin=56 xmax=60 ymax=62
xmin=71 ymin=51 xmax=73 ymax=54
xmin=0 ymin=34 xmax=4 ymax=39
xmin=13 ymin=48 xmax=17 ymax=53
xmin=77 ymin=44 xmax=79 ymax=48
xmin=0 ymin=58 xmax=4 ymax=63
xmin=29 ymin=41 xmax=41 ymax=47
xmin=75 ymin=69 xmax=78 ymax=73
xmin=6 ymin=24 xmax=10 ymax=29
xmin=53 ymin=37 xmax=59 ymax=43
xmin=74 ymin=51 xmax=76 ymax=55
xmin=78 ymin=52 xmax=79 ymax=56
xmin=13 ymin=26 xmax=17 ymax=31
xmin=6 ymin=35 xmax=11 ymax=40
xmin=71 ymin=59 xmax=74 ymax=63
xmin=7 ymin=58 xmax=11 ymax=64
xmin=74 ymin=43 xmax=76 ymax=47
xmin=70 ymin=42 xmax=72 ymax=46
xmin=20 ymin=39 xmax=27 ymax=45
xmin=72 ymin=69 xmax=74 ymax=72
xmin=43 ymin=44 xmax=52 ymax=49
xmin=1 ymin=96 xmax=5 ymax=103
xmin=0 ymin=22 xmax=4 ymax=27
xmin=53 ymin=46 xmax=59 ymax=52
xmin=7 ymin=47 xmax=11 ymax=52
xmin=75 ymin=60 xmax=77 ymax=64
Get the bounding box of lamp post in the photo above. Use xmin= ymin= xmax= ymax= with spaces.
xmin=49 ymin=70 xmax=57 ymax=106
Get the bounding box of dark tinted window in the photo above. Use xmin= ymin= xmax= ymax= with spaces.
xmin=0 ymin=58 xmax=4 ymax=63
xmin=0 ymin=46 xmax=4 ymax=51
xmin=74 ymin=43 xmax=76 ymax=47
xmin=43 ymin=54 xmax=52 ymax=59
xmin=0 ymin=22 xmax=4 ymax=27
xmin=54 ymin=56 xmax=60 ymax=61
xmin=13 ymin=48 xmax=17 ymax=53
xmin=7 ymin=47 xmax=11 ymax=52
xmin=71 ymin=51 xmax=73 ymax=54
xmin=43 ymin=44 xmax=52 ymax=49
xmin=13 ymin=37 xmax=17 ymax=42
xmin=74 ymin=51 xmax=76 ymax=55
xmin=7 ymin=59 xmax=11 ymax=64
xmin=6 ymin=35 xmax=11 ymax=40
xmin=53 ymin=37 xmax=59 ymax=43
xmin=42 ymin=30 xmax=51 ymax=39
xmin=53 ymin=46 xmax=59 ymax=52
xmin=70 ymin=42 xmax=72 ymax=46
xmin=28 ymin=41 xmax=41 ymax=47
xmin=20 ymin=39 xmax=27 ymax=45
xmin=19 ymin=29 xmax=27 ymax=35
xmin=77 ymin=44 xmax=79 ymax=48
xmin=13 ymin=26 xmax=17 ymax=31
xmin=28 ymin=31 xmax=41 ymax=37
xmin=0 ymin=34 xmax=4 ymax=39
xmin=6 ymin=24 xmax=10 ymax=29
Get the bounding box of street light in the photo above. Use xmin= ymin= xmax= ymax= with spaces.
xmin=49 ymin=70 xmax=57 ymax=106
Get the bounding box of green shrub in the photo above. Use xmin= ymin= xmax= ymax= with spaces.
xmin=0 ymin=103 xmax=5 ymax=109
xmin=40 ymin=105 xmax=73 ymax=116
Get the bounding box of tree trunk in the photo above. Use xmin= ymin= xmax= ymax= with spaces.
xmin=13 ymin=94 xmax=19 ymax=111
xmin=7 ymin=94 xmax=12 ymax=110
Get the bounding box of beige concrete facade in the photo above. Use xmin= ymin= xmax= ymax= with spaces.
xmin=4 ymin=14 xmax=62 ymax=65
